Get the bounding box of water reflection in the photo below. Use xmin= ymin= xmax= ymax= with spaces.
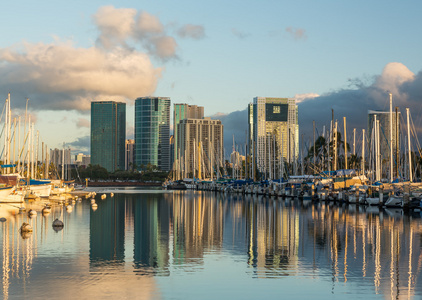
xmin=90 ymin=196 xmax=125 ymax=267
xmin=1 ymin=191 xmax=422 ymax=299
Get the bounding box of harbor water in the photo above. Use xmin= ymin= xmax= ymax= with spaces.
xmin=1 ymin=188 xmax=421 ymax=299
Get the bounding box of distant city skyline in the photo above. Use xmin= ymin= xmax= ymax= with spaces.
xmin=0 ymin=1 xmax=421 ymax=156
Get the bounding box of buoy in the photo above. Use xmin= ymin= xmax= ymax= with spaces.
xmin=101 ymin=194 xmax=106 ymax=200
xmin=20 ymin=222 xmax=33 ymax=232
xmin=42 ymin=205 xmax=51 ymax=215
xmin=19 ymin=207 xmax=26 ymax=213
xmin=28 ymin=209 xmax=37 ymax=217
xmin=91 ymin=203 xmax=98 ymax=211
xmin=90 ymin=198 xmax=95 ymax=204
xmin=0 ymin=217 xmax=6 ymax=222
xmin=66 ymin=205 xmax=73 ymax=212
xmin=110 ymin=192 xmax=114 ymax=197
xmin=52 ymin=218 xmax=64 ymax=228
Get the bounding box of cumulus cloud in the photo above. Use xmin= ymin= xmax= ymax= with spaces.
xmin=177 ymin=24 xmax=205 ymax=39
xmin=285 ymin=27 xmax=307 ymax=41
xmin=298 ymin=62 xmax=420 ymax=142
xmin=94 ymin=6 xmax=205 ymax=61
xmin=0 ymin=5 xmax=204 ymax=113
xmin=0 ymin=42 xmax=161 ymax=111
xmin=93 ymin=6 xmax=137 ymax=49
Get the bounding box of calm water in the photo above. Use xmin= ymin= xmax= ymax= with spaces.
xmin=1 ymin=189 xmax=422 ymax=299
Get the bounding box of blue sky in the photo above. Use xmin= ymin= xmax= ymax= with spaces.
xmin=0 ymin=0 xmax=421 ymax=154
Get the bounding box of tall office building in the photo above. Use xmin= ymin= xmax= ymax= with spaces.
xmin=173 ymin=104 xmax=204 ymax=166
xmin=91 ymin=101 xmax=126 ymax=172
xmin=368 ymin=110 xmax=400 ymax=156
xmin=135 ymin=97 xmax=171 ymax=171
xmin=50 ymin=148 xmax=72 ymax=167
xmin=176 ymin=118 xmax=223 ymax=178
xmin=248 ymin=97 xmax=298 ymax=177
xmin=125 ymin=139 xmax=135 ymax=170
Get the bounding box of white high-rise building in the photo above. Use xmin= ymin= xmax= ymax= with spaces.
xmin=176 ymin=118 xmax=223 ymax=179
xmin=248 ymin=97 xmax=298 ymax=179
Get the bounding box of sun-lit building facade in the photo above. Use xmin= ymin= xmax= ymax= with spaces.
xmin=173 ymin=104 xmax=204 ymax=165
xmin=249 ymin=97 xmax=298 ymax=178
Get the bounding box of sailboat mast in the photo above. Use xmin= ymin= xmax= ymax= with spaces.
xmin=389 ymin=93 xmax=393 ymax=182
xmin=344 ymin=117 xmax=347 ymax=169
xmin=313 ymin=120 xmax=315 ymax=168
xmin=362 ymin=129 xmax=365 ymax=177
xmin=353 ymin=128 xmax=356 ymax=156
xmin=334 ymin=121 xmax=338 ymax=171
xmin=407 ymin=108 xmax=412 ymax=182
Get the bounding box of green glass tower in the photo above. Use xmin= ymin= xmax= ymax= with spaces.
xmin=135 ymin=97 xmax=170 ymax=171
xmin=91 ymin=101 xmax=126 ymax=172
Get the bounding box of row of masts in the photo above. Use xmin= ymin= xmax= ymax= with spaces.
xmin=171 ymin=94 xmax=418 ymax=183
xmin=1 ymin=93 xmax=56 ymax=181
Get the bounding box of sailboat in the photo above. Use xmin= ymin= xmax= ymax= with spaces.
xmin=0 ymin=94 xmax=24 ymax=203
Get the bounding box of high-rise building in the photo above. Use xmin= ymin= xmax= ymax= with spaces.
xmin=125 ymin=139 xmax=135 ymax=170
xmin=176 ymin=118 xmax=223 ymax=178
xmin=135 ymin=97 xmax=171 ymax=171
xmin=248 ymin=97 xmax=298 ymax=178
xmin=173 ymin=104 xmax=204 ymax=166
xmin=51 ymin=148 xmax=71 ymax=167
xmin=169 ymin=135 xmax=174 ymax=170
xmin=91 ymin=101 xmax=126 ymax=172
xmin=75 ymin=153 xmax=91 ymax=168
xmin=50 ymin=148 xmax=72 ymax=179
xmin=366 ymin=110 xmax=401 ymax=165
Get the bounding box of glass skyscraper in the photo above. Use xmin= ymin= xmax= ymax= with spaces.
xmin=135 ymin=97 xmax=170 ymax=171
xmin=91 ymin=101 xmax=126 ymax=172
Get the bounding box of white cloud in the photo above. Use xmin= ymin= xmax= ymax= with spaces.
xmin=93 ymin=6 xmax=137 ymax=49
xmin=93 ymin=6 xmax=209 ymax=61
xmin=136 ymin=11 xmax=164 ymax=35
xmin=294 ymin=93 xmax=319 ymax=103
xmin=0 ymin=5 xmax=206 ymax=113
xmin=0 ymin=42 xmax=161 ymax=111
xmin=297 ymin=62 xmax=419 ymax=141
xmin=371 ymin=62 xmax=414 ymax=105
xmin=177 ymin=24 xmax=205 ymax=39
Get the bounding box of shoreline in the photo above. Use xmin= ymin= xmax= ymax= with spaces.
xmin=86 ymin=181 xmax=163 ymax=187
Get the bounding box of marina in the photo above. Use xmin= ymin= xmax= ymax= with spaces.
xmin=1 ymin=188 xmax=422 ymax=299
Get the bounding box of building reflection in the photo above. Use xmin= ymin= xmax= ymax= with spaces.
xmin=133 ymin=193 xmax=171 ymax=275
xmin=1 ymin=191 xmax=422 ymax=299
xmin=89 ymin=195 xmax=126 ymax=269
xmin=172 ymin=191 xmax=224 ymax=265
xmin=245 ymin=196 xmax=299 ymax=277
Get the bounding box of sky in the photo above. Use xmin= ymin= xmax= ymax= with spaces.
xmin=0 ymin=0 xmax=422 ymax=156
